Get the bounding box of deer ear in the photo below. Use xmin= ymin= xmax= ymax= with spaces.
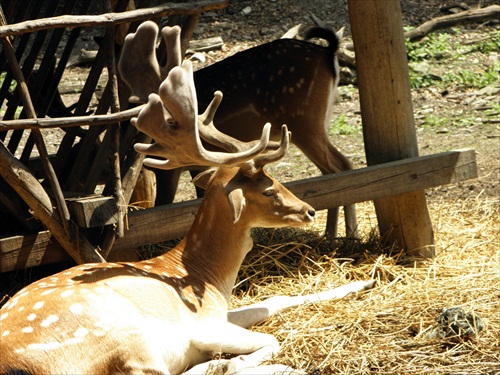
xmin=336 ymin=27 xmax=345 ymax=41
xmin=193 ymin=168 xmax=216 ymax=190
xmin=227 ymin=188 xmax=246 ymax=224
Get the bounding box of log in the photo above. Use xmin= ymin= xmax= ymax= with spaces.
xmin=0 ymin=0 xmax=229 ymax=37
xmin=0 ymin=149 xmax=477 ymax=273
xmin=405 ymin=5 xmax=500 ymax=42
xmin=188 ymin=36 xmax=224 ymax=52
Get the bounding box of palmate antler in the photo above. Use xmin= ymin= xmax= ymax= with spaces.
xmin=132 ymin=59 xmax=274 ymax=169
xmin=119 ymin=21 xmax=288 ymax=171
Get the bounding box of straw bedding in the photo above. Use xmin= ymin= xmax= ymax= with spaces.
xmin=228 ymin=194 xmax=499 ymax=374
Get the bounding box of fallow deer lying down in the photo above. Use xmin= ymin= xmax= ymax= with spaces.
xmin=0 ymin=26 xmax=375 ymax=375
xmin=119 ymin=21 xmax=357 ymax=238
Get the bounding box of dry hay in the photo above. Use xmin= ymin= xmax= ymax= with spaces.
xmin=226 ymin=193 xmax=500 ymax=374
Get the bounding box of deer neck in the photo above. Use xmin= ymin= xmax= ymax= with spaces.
xmin=160 ymin=183 xmax=252 ymax=303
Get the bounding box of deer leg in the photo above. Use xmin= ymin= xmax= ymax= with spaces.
xmin=293 ymin=132 xmax=358 ymax=238
xmin=228 ymin=280 xmax=375 ymax=329
xmin=155 ymin=168 xmax=183 ymax=205
xmin=184 ymin=323 xmax=281 ymax=374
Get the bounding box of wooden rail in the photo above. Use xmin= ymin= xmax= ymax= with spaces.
xmin=0 ymin=1 xmax=229 ymax=37
xmin=0 ymin=149 xmax=477 ymax=273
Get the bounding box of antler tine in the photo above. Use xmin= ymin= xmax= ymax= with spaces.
xmin=118 ymin=21 xmax=162 ymax=103
xmin=133 ymin=59 xmax=272 ymax=170
xmin=198 ymin=91 xmax=281 ymax=153
xmin=161 ymin=25 xmax=182 ymax=79
xmin=240 ymin=124 xmax=291 ymax=175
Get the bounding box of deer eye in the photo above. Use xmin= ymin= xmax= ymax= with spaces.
xmin=263 ymin=189 xmax=275 ymax=197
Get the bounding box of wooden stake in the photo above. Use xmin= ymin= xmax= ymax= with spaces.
xmin=348 ymin=0 xmax=435 ymax=257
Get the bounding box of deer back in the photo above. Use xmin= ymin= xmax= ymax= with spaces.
xmin=194 ymin=30 xmax=340 ymax=142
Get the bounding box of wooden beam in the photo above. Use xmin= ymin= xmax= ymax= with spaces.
xmin=348 ymin=0 xmax=435 ymax=258
xmin=66 ymin=195 xmax=118 ymax=228
xmin=0 ymin=150 xmax=477 ymax=273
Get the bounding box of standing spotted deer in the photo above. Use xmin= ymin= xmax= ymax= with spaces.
xmin=119 ymin=21 xmax=357 ymax=238
xmin=0 ymin=24 xmax=374 ymax=375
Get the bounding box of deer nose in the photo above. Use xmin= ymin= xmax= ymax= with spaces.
xmin=307 ymin=208 xmax=316 ymax=218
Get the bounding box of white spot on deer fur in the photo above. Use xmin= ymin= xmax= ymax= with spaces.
xmin=27 ymin=341 xmax=62 ymax=351
xmin=74 ymin=327 xmax=88 ymax=338
xmin=33 ymin=301 xmax=45 ymax=310
xmin=70 ymin=303 xmax=84 ymax=315
xmin=61 ymin=289 xmax=74 ymax=298
xmin=144 ymin=265 xmax=152 ymax=270
xmin=7 ymin=298 xmax=18 ymax=310
xmin=41 ymin=315 xmax=59 ymax=327
xmin=22 ymin=326 xmax=33 ymax=333
xmin=27 ymin=337 xmax=84 ymax=351
xmin=41 ymin=289 xmax=56 ymax=296
xmin=0 ymin=312 xmax=8 ymax=320
xmin=2 ymin=330 xmax=9 ymax=336
xmin=18 ymin=290 xmax=30 ymax=298
xmin=27 ymin=313 xmax=36 ymax=321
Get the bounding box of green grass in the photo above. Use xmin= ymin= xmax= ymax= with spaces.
xmin=329 ymin=114 xmax=359 ymax=136
xmin=0 ymin=72 xmax=19 ymax=118
xmin=422 ymin=113 xmax=482 ymax=130
xmin=406 ymin=30 xmax=500 ymax=90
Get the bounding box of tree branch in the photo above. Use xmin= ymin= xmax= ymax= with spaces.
xmin=0 ymin=0 xmax=228 ymax=37
xmin=405 ymin=5 xmax=500 ymax=42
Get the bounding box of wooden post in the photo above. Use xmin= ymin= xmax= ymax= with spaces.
xmin=348 ymin=0 xmax=435 ymax=257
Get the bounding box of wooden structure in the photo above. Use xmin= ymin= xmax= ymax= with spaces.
xmin=0 ymin=0 xmax=477 ymax=273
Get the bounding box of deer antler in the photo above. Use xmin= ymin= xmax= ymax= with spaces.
xmin=132 ymin=59 xmax=272 ymax=170
xmin=197 ymin=90 xmax=282 ymax=153
xmin=122 ymin=21 xmax=287 ymax=171
xmin=118 ymin=23 xmax=186 ymax=103
xmin=118 ymin=21 xmax=162 ymax=103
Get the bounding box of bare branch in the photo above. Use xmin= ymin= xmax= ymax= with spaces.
xmin=0 ymin=0 xmax=228 ymax=37
xmin=0 ymin=105 xmax=144 ymax=131
xmin=405 ymin=5 xmax=500 ymax=42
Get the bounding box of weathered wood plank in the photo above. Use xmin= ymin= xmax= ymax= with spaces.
xmin=287 ymin=149 xmax=477 ymax=210
xmin=0 ymin=149 xmax=477 ymax=273
xmin=66 ymin=195 xmax=118 ymax=228
xmin=188 ymin=36 xmax=224 ymax=52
